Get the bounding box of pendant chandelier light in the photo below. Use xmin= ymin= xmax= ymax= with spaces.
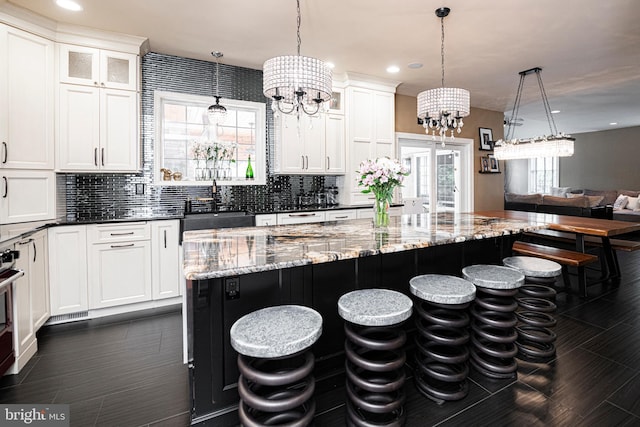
xmin=207 ymin=51 xmax=227 ymax=125
xmin=417 ymin=7 xmax=470 ymax=145
xmin=263 ymin=0 xmax=332 ymax=118
xmin=493 ymin=67 xmax=574 ymax=160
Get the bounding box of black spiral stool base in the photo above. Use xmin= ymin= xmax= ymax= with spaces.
xmin=409 ymin=274 xmax=476 ymax=404
xmin=230 ymin=305 xmax=323 ymax=427
xmin=503 ymin=256 xmax=562 ymax=362
xmin=338 ymin=289 xmax=413 ymax=427
xmin=462 ymin=265 xmax=525 ymax=380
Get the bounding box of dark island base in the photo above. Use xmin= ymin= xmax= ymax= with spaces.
xmin=188 ymin=235 xmax=519 ymax=425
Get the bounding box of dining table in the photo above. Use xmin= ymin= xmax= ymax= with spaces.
xmin=475 ymin=210 xmax=640 ymax=291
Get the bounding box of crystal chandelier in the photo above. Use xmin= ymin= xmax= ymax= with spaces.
xmin=263 ymin=0 xmax=332 ymax=118
xmin=417 ymin=7 xmax=470 ymax=145
xmin=207 ymin=51 xmax=227 ymax=125
xmin=493 ymin=67 xmax=575 ymax=160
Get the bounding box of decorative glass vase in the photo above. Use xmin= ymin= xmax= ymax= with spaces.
xmin=373 ymin=196 xmax=390 ymax=229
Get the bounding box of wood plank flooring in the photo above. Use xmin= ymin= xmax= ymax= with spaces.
xmin=2 ymin=241 xmax=640 ymax=426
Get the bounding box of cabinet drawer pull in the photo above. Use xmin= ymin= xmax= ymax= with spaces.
xmin=94 ymin=148 xmax=98 ymax=166
xmin=164 ymin=229 xmax=167 ymax=249
xmin=289 ymin=213 xmax=316 ymax=217
xmin=101 ymin=148 xmax=105 ymax=166
xmin=326 ymin=156 xmax=330 ymax=170
xmin=110 ymin=243 xmax=135 ymax=248
xmin=2 ymin=176 xmax=6 ymax=198
xmin=2 ymin=141 xmax=6 ymax=164
xmin=110 ymin=232 xmax=135 ymax=236
xmin=334 ymin=215 xmax=348 ymax=219
xmin=33 ymin=240 xmax=37 ymax=262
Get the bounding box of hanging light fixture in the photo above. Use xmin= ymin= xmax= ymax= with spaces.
xmin=263 ymin=0 xmax=332 ymax=118
xmin=207 ymin=51 xmax=227 ymax=125
xmin=493 ymin=67 xmax=575 ymax=160
xmin=417 ymin=7 xmax=470 ymax=145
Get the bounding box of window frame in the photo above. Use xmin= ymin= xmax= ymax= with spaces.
xmin=528 ymin=156 xmax=559 ymax=194
xmin=153 ymin=90 xmax=266 ymax=186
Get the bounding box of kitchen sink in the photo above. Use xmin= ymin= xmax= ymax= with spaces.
xmin=179 ymin=211 xmax=255 ymax=243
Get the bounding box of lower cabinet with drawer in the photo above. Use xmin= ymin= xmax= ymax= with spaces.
xmin=48 ymin=220 xmax=180 ymax=322
xmin=88 ymin=223 xmax=152 ymax=309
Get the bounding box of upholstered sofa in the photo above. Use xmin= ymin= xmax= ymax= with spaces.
xmin=504 ymin=188 xmax=640 ymax=221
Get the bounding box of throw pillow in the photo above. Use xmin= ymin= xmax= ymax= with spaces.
xmin=550 ymin=186 xmax=571 ymax=197
xmin=586 ymin=196 xmax=604 ymax=207
xmin=542 ymin=195 xmax=588 ymax=207
xmin=613 ymin=194 xmax=629 ymax=210
xmin=584 ymin=189 xmax=618 ymax=205
xmin=567 ymin=193 xmax=584 ymax=199
xmin=626 ymin=196 xmax=640 ymax=211
xmin=504 ymin=193 xmax=543 ymax=204
xmin=619 ymin=189 xmax=640 ymax=198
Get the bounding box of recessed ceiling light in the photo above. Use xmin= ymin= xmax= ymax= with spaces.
xmin=386 ymin=65 xmax=400 ymax=74
xmin=551 ymin=110 xmax=560 ymax=114
xmin=325 ymin=62 xmax=335 ymax=69
xmin=55 ymin=0 xmax=83 ymax=11
xmin=408 ymin=62 xmax=423 ymax=69
xmin=609 ymin=122 xmax=618 ymax=125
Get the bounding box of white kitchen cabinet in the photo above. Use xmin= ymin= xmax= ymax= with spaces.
xmin=48 ymin=225 xmax=88 ymax=316
xmin=59 ymin=44 xmax=138 ymax=91
xmin=325 ymin=209 xmax=357 ymax=221
xmin=87 ymin=223 xmax=151 ymax=309
xmin=277 ymin=211 xmax=326 ymax=225
xmin=0 ymin=170 xmax=55 ymax=224
xmin=338 ymin=80 xmax=397 ymax=206
xmin=11 ymin=229 xmax=49 ymax=373
xmin=151 ymin=220 xmax=180 ymax=300
xmin=255 ymin=214 xmax=277 ymax=226
xmin=274 ymin=111 xmax=344 ymax=175
xmin=58 ymin=84 xmax=138 ymax=172
xmin=0 ymin=24 xmax=54 ymax=170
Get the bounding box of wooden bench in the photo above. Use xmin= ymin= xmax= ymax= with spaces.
xmin=512 ymin=241 xmax=599 ymax=297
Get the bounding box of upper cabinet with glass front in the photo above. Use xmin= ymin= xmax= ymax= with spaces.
xmin=59 ymin=44 xmax=138 ymax=91
xmin=154 ymin=91 xmax=266 ymax=186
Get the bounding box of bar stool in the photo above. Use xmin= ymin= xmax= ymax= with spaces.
xmin=338 ymin=289 xmax=413 ymax=427
xmin=409 ymin=274 xmax=476 ymax=403
xmin=230 ymin=305 xmax=323 ymax=427
xmin=503 ymin=256 xmax=561 ymax=362
xmin=461 ymin=265 xmax=524 ymax=379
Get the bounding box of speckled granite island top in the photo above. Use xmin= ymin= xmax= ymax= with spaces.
xmin=182 ymin=212 xmax=549 ymax=280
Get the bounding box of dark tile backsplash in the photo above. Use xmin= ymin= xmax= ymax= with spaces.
xmin=58 ymin=52 xmax=335 ymax=221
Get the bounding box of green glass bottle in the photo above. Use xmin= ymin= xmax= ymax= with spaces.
xmin=245 ymin=155 xmax=254 ymax=179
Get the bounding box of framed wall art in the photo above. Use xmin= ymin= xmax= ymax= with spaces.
xmin=479 ymin=127 xmax=493 ymax=151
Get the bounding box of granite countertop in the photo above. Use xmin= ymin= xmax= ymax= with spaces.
xmin=182 ymin=212 xmax=549 ymax=281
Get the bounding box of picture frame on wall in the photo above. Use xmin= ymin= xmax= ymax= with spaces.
xmin=479 ymin=127 xmax=493 ymax=151
xmin=488 ymin=154 xmax=500 ymax=172
xmin=480 ymin=156 xmax=490 ymax=172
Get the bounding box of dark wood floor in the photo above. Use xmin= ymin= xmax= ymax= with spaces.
xmin=2 ymin=241 xmax=640 ymax=426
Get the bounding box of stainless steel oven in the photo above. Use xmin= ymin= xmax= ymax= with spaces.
xmin=0 ymin=249 xmax=23 ymax=377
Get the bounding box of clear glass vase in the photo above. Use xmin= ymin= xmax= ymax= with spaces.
xmin=373 ymin=196 xmax=390 ymax=229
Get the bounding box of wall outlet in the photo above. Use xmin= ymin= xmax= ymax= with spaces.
xmin=135 ymin=183 xmax=145 ymax=195
xmin=225 ymin=278 xmax=240 ymax=300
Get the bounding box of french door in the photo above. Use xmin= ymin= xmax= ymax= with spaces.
xmin=396 ymin=133 xmax=473 ymax=214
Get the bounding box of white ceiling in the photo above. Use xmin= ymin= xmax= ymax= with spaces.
xmin=6 ymin=0 xmax=640 ymax=137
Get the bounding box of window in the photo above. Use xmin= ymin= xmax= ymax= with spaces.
xmin=528 ymin=157 xmax=558 ymax=194
xmin=154 ymin=91 xmax=266 ymax=185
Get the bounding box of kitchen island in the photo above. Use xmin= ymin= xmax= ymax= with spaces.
xmin=182 ymin=212 xmax=548 ymax=425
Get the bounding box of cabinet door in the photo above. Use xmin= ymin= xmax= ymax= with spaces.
xmin=30 ymin=231 xmax=49 ymax=329
xmin=151 ymin=220 xmax=180 ymax=300
xmin=255 ymin=214 xmax=277 ymax=226
xmin=89 ymin=241 xmax=152 ymax=309
xmin=100 ymin=89 xmax=138 ymax=171
xmin=58 ymin=84 xmax=100 ymax=171
xmin=303 ymin=114 xmax=325 ymax=174
xmin=0 ymin=25 xmax=54 ymax=169
xmin=325 ymin=114 xmax=345 ymax=174
xmin=59 ymin=44 xmax=100 ymax=87
xmin=48 ymin=225 xmax=88 ymax=316
xmin=0 ymin=170 xmax=55 ymax=224
xmin=373 ymin=91 xmax=395 ymax=158
xmin=277 ymin=113 xmax=305 ymax=174
xmin=13 ymin=240 xmax=35 ymax=357
xmin=99 ymin=50 xmax=138 ymax=91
